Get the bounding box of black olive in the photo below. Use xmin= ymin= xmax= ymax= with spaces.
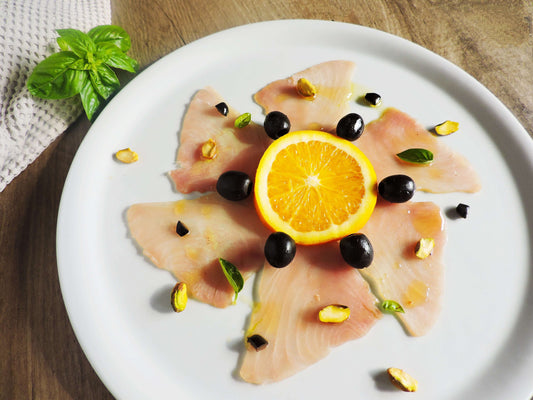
xmin=264 ymin=111 xmax=291 ymax=139
xmin=216 ymin=171 xmax=253 ymax=201
xmin=364 ymin=92 xmax=382 ymax=107
xmin=264 ymin=232 xmax=296 ymax=268
xmin=378 ymin=175 xmax=415 ymax=203
xmin=247 ymin=334 xmax=268 ymax=351
xmin=215 ymin=102 xmax=228 ymax=116
xmin=456 ymin=203 xmax=469 ymax=218
xmin=339 ymin=233 xmax=374 ymax=269
xmin=175 ymin=221 xmax=189 ymax=236
xmin=336 ymin=113 xmax=365 ymax=141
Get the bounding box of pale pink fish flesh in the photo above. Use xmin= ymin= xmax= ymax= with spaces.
xmin=239 ymin=242 xmax=382 ymax=384
xmin=359 ymin=199 xmax=446 ymax=336
xmin=126 ymin=194 xmax=270 ymax=308
xmin=356 ymin=108 xmax=481 ymax=193
xmin=254 ymin=60 xmax=356 ymax=132
xmin=130 ymin=71 xmax=475 ymax=382
xmin=169 ymin=87 xmax=272 ymax=194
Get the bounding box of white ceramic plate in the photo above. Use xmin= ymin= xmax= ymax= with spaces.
xmin=57 ymin=20 xmax=533 ymax=399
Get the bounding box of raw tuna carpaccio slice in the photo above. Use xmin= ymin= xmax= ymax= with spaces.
xmin=126 ymin=194 xmax=270 ymax=308
xmin=359 ymin=200 xmax=446 ymax=336
xmin=254 ymin=60 xmax=356 ymax=132
xmin=128 ymin=64 xmax=477 ymax=383
xmin=356 ymin=108 xmax=481 ymax=193
xmin=239 ymin=242 xmax=382 ymax=384
xmin=169 ymin=87 xmax=272 ymax=194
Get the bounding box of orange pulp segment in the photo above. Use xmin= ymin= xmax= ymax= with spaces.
xmin=254 ymin=130 xmax=377 ymax=245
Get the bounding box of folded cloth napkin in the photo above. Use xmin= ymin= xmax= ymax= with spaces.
xmin=0 ymin=0 xmax=111 ymax=192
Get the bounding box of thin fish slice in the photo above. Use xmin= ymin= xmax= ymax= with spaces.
xmin=359 ymin=200 xmax=446 ymax=336
xmin=356 ymin=108 xmax=481 ymax=193
xmin=254 ymin=60 xmax=356 ymax=132
xmin=126 ymin=194 xmax=270 ymax=308
xmin=169 ymin=87 xmax=272 ymax=194
xmin=239 ymin=242 xmax=381 ymax=384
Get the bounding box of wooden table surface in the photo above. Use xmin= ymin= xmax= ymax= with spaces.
xmin=1 ymin=1 xmax=531 ymax=399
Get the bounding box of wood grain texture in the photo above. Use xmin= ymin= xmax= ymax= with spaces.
xmin=0 ymin=1 xmax=531 ymax=399
xmin=112 ymin=0 xmax=533 ymax=135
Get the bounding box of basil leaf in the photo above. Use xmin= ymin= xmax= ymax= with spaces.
xmin=396 ymin=148 xmax=434 ymax=164
xmin=89 ymin=64 xmax=119 ymax=100
xmin=219 ymin=258 xmax=244 ymax=302
xmin=105 ymin=51 xmax=139 ymax=73
xmin=94 ymin=41 xmax=115 ymax=62
xmin=79 ymin=79 xmax=101 ymax=121
xmin=96 ymin=42 xmax=138 ymax=72
xmin=56 ymin=37 xmax=70 ymax=51
xmin=67 ymin=58 xmax=88 ymax=71
xmin=56 ymin=29 xmax=96 ymax=58
xmin=97 ymin=63 xmax=120 ymax=88
xmin=88 ymin=70 xmax=110 ymax=99
xmin=88 ymin=25 xmax=131 ymax=52
xmin=27 ymin=51 xmax=86 ymax=99
xmin=381 ymin=300 xmax=405 ymax=313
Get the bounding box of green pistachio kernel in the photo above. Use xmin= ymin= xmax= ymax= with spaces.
xmin=234 ymin=112 xmax=251 ymax=128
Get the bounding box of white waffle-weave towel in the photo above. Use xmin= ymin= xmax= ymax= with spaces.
xmin=0 ymin=0 xmax=111 ymax=192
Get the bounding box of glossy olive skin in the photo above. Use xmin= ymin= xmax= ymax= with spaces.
xmin=364 ymin=92 xmax=382 ymax=106
xmin=216 ymin=171 xmax=253 ymax=201
xmin=339 ymin=233 xmax=374 ymax=269
xmin=264 ymin=232 xmax=296 ymax=268
xmin=247 ymin=334 xmax=268 ymax=351
xmin=336 ymin=113 xmax=365 ymax=141
xmin=456 ymin=203 xmax=469 ymax=218
xmin=215 ymin=102 xmax=228 ymax=116
xmin=378 ymin=174 xmax=416 ymax=203
xmin=264 ymin=111 xmax=291 ymax=139
xmin=175 ymin=221 xmax=189 ymax=237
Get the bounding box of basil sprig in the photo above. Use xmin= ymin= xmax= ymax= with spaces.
xmin=396 ymin=148 xmax=434 ymax=165
xmin=27 ymin=25 xmax=138 ymax=120
xmin=219 ymin=258 xmax=244 ymax=303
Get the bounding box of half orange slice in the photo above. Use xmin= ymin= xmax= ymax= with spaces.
xmin=254 ymin=130 xmax=377 ymax=245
